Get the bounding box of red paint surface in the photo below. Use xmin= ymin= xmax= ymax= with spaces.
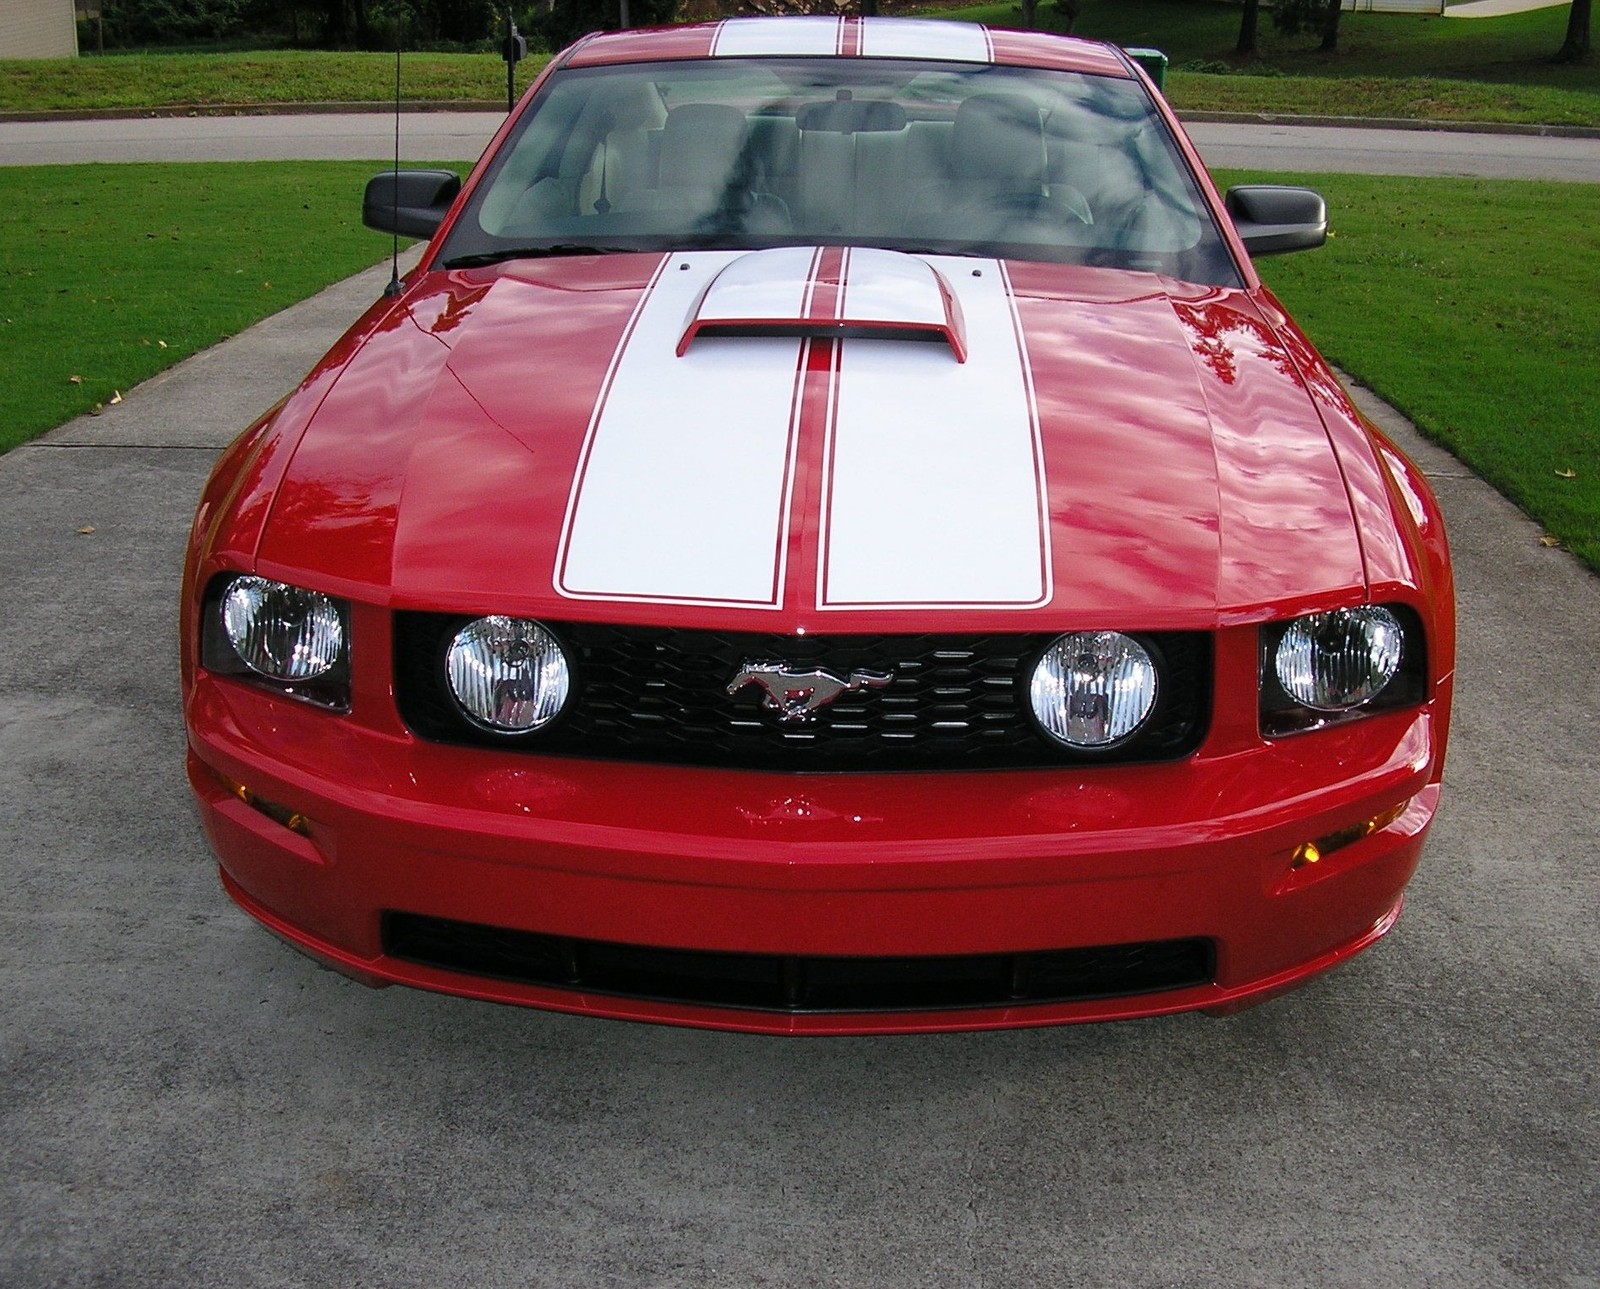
xmin=182 ymin=25 xmax=1454 ymax=1031
xmin=240 ymin=256 xmax=1419 ymax=636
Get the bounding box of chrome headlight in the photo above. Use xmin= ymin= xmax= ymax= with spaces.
xmin=1029 ymin=631 xmax=1158 ymax=749
xmin=221 ymin=576 xmax=345 ymax=681
xmin=1274 ymin=607 xmax=1403 ymax=712
xmin=203 ymin=575 xmax=350 ymax=709
xmin=445 ymin=616 xmax=570 ymax=734
xmin=1261 ymin=604 xmax=1425 ymax=736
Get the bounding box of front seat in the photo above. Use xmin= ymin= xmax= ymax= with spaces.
xmin=904 ymin=93 xmax=1089 ymax=243
xmin=614 ymin=103 xmax=790 ymax=234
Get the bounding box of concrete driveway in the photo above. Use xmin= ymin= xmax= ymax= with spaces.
xmin=2 ymin=273 xmax=1598 ymax=1280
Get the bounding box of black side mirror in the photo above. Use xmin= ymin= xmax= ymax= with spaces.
xmin=363 ymin=170 xmax=462 ymax=240
xmin=1224 ymin=185 xmax=1328 ymax=257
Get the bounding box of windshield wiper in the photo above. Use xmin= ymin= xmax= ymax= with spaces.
xmin=442 ymin=244 xmax=633 ymax=269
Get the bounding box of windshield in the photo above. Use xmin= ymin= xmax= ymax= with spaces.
xmin=439 ymin=57 xmax=1239 ymax=286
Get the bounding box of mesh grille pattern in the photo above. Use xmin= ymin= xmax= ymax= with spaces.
xmin=384 ymin=913 xmax=1216 ymax=1014
xmin=394 ymin=617 xmax=1210 ymax=770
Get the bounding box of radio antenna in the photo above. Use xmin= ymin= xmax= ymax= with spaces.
xmin=384 ymin=3 xmax=403 ymax=299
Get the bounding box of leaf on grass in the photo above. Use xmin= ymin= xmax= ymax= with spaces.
xmin=68 ymin=374 xmax=83 ymax=385
xmin=77 ymin=525 xmax=96 ymax=536
xmin=89 ymin=403 xmax=103 ymax=416
xmin=109 ymin=390 xmax=123 ymax=405
xmin=1554 ymin=468 xmax=1576 ymax=479
xmin=157 ymin=340 xmax=167 ymax=349
xmin=1539 ymin=535 xmax=1562 ymax=548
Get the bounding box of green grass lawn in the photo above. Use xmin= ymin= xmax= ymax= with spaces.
xmin=1013 ymin=0 xmax=1588 ymax=78
xmin=0 ymin=161 xmax=1594 ymax=571
xmin=0 ymin=160 xmax=458 ymax=452
xmin=1 ymin=3 xmax=1595 ymax=125
xmin=0 ymin=48 xmax=549 ymax=112
xmin=1220 ymin=168 xmax=1599 ymax=571
xmin=950 ymin=0 xmax=1600 ymax=126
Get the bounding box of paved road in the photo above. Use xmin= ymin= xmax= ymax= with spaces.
xmin=0 ymin=109 xmax=508 ymax=166
xmin=5 ymin=109 xmax=1600 ymax=181
xmin=1 ymin=254 xmax=1597 ymax=1284
xmin=1189 ymin=119 xmax=1600 ymax=182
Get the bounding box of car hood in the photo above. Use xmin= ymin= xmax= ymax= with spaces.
xmin=255 ymin=249 xmax=1375 ymax=631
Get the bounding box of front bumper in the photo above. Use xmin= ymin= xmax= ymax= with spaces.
xmin=186 ymin=671 xmax=1442 ymax=1035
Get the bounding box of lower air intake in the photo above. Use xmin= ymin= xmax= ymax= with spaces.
xmin=383 ymin=913 xmax=1214 ymax=1014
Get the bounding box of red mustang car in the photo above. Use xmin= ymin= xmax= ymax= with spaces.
xmin=182 ymin=18 xmax=1454 ymax=1034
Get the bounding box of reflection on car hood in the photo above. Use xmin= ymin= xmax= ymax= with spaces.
xmin=255 ymin=250 xmax=1375 ymax=631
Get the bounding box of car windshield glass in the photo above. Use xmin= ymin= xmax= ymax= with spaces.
xmin=439 ymin=57 xmax=1238 ymax=286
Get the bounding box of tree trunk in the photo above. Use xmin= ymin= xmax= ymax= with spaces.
xmin=1019 ymin=0 xmax=1038 ymax=30
xmin=1237 ymin=0 xmax=1260 ymax=55
xmin=1555 ymin=0 xmax=1592 ymax=63
xmin=1319 ymin=0 xmax=1343 ymax=52
xmin=1059 ymin=0 xmax=1082 ymax=34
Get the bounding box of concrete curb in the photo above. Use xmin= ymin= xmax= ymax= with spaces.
xmin=1177 ymin=110 xmax=1600 ymax=140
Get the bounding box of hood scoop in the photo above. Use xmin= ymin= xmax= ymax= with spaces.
xmin=677 ymin=246 xmax=968 ymax=362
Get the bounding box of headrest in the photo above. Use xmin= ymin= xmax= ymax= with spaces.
xmin=659 ymin=103 xmax=749 ymax=189
xmin=950 ymin=93 xmax=1045 ymax=189
xmin=598 ymin=80 xmax=667 ymax=134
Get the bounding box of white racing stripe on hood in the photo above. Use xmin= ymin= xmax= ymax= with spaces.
xmin=820 ymin=258 xmax=1050 ymax=609
xmin=556 ymin=250 xmax=1049 ymax=613
xmin=557 ymin=251 xmax=805 ymax=609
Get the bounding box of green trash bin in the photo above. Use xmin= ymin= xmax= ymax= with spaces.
xmin=1124 ymin=47 xmax=1168 ymax=92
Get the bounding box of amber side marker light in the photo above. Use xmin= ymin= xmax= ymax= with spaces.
xmin=1291 ymin=802 xmax=1409 ymax=870
xmin=217 ymin=771 xmax=312 ymax=837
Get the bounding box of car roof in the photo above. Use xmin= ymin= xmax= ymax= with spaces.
xmin=559 ymin=16 xmax=1135 ymax=79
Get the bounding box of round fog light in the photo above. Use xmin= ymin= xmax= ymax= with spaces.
xmin=1029 ymin=631 xmax=1157 ymax=749
xmin=1275 ymin=607 xmax=1402 ymax=711
xmin=446 ymin=616 xmax=570 ymax=733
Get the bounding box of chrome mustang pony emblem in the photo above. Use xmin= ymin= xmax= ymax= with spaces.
xmin=726 ymin=661 xmax=894 ymax=724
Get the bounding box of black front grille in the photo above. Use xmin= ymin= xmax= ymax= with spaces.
xmin=384 ymin=913 xmax=1216 ymax=1014
xmin=394 ymin=618 xmax=1210 ymax=771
